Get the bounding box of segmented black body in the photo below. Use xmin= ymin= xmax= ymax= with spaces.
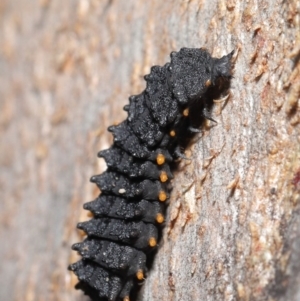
xmin=69 ymin=47 xmax=233 ymax=301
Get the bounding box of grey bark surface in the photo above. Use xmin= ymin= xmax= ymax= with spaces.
xmin=0 ymin=1 xmax=299 ymax=301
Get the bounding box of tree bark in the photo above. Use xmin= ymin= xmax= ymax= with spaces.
xmin=0 ymin=1 xmax=299 ymax=301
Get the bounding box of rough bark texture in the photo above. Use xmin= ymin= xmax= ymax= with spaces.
xmin=0 ymin=1 xmax=299 ymax=301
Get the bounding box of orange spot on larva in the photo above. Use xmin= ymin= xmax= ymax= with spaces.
xmin=183 ymin=108 xmax=189 ymax=117
xmin=77 ymin=229 xmax=86 ymax=238
xmin=156 ymin=154 xmax=165 ymax=165
xmin=136 ymin=270 xmax=144 ymax=280
xmin=156 ymin=213 xmax=164 ymax=223
xmin=169 ymin=130 xmax=176 ymax=137
xmin=158 ymin=191 xmax=167 ymax=202
xmin=159 ymin=171 xmax=168 ymax=182
xmin=149 ymin=237 xmax=157 ymax=247
xmin=87 ymin=211 xmax=94 ymax=218
xmin=205 ymin=79 xmax=211 ymax=87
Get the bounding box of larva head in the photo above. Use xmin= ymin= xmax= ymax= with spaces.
xmin=169 ymin=48 xmax=233 ymax=104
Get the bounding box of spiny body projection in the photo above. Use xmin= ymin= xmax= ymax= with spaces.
xmin=69 ymin=47 xmax=234 ymax=301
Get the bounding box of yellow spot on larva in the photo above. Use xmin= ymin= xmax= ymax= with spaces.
xmin=169 ymin=130 xmax=176 ymax=137
xmin=205 ymin=79 xmax=211 ymax=87
xmin=156 ymin=153 xmax=165 ymax=165
xmin=156 ymin=213 xmax=164 ymax=224
xmin=159 ymin=171 xmax=168 ymax=182
xmin=149 ymin=237 xmax=157 ymax=247
xmin=158 ymin=191 xmax=167 ymax=202
xmin=136 ymin=270 xmax=144 ymax=280
xmin=123 ymin=297 xmax=130 ymax=301
xmin=183 ymin=108 xmax=189 ymax=117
